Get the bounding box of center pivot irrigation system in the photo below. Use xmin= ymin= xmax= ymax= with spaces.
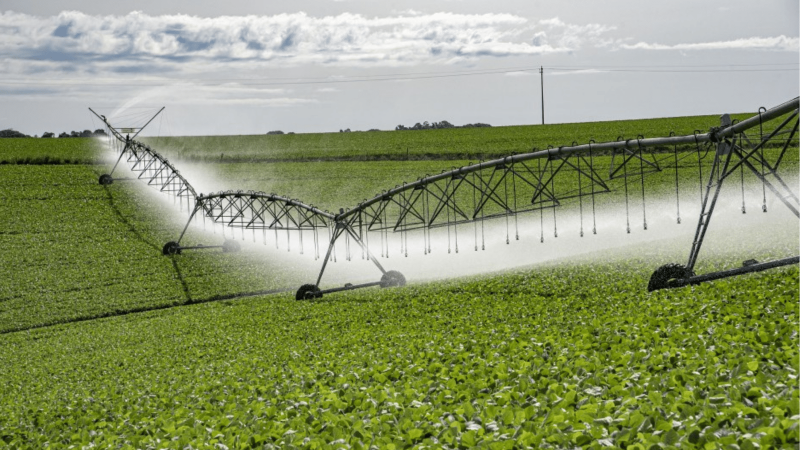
xmin=90 ymin=97 xmax=799 ymax=300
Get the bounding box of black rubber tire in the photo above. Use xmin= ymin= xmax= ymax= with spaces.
xmin=162 ymin=241 xmax=182 ymax=256
xmin=380 ymin=270 xmax=406 ymax=288
xmin=647 ymin=263 xmax=695 ymax=292
xmin=296 ymin=284 xmax=322 ymax=301
xmin=99 ymin=174 xmax=113 ymax=185
xmin=222 ymin=240 xmax=241 ymax=253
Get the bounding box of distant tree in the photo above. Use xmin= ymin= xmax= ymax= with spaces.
xmin=367 ymin=129 xmax=380 ymax=132
xmin=0 ymin=129 xmax=29 ymax=138
xmin=41 ymin=132 xmax=55 ymax=138
xmin=93 ymin=129 xmax=107 ymax=136
xmin=58 ymin=132 xmax=70 ymax=138
xmin=266 ymin=130 xmax=284 ymax=135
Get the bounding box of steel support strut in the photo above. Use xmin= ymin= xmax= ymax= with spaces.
xmin=687 ymin=113 xmax=800 ymax=271
xmin=314 ymin=218 xmax=388 ymax=288
xmin=162 ymin=201 xmax=203 ymax=255
xmin=677 ymin=256 xmax=800 ymax=288
xmin=649 ymin=107 xmax=799 ymax=291
xmin=295 ymin=209 xmax=407 ymax=300
xmin=108 ymin=137 xmax=131 ymax=177
xmin=686 ymin=117 xmax=736 ymax=271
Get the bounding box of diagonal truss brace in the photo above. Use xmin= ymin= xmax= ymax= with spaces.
xmin=530 ymin=151 xmax=611 ymax=208
xmin=608 ymin=139 xmax=662 ymax=179
xmin=314 ymin=216 xmax=388 ymax=288
xmin=686 ymin=112 xmax=799 ymax=271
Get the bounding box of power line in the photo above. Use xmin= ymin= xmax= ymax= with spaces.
xmin=0 ymin=63 xmax=796 ymax=87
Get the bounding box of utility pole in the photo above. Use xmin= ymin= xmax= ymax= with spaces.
xmin=539 ymin=66 xmax=545 ymax=125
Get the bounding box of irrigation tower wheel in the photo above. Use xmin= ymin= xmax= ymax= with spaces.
xmin=380 ymin=270 xmax=406 ymax=288
xmin=222 ymin=240 xmax=241 ymax=253
xmin=99 ymin=174 xmax=113 ymax=185
xmin=296 ymin=284 xmax=322 ymax=300
xmin=647 ymin=263 xmax=695 ymax=292
xmin=162 ymin=241 xmax=182 ymax=256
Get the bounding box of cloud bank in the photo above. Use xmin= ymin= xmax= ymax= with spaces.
xmin=0 ymin=10 xmax=596 ymax=68
xmin=4 ymin=9 xmax=792 ymax=76
xmin=620 ymin=35 xmax=799 ymax=52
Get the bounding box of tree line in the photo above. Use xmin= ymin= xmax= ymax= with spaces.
xmin=0 ymin=129 xmax=108 ymax=138
xmin=394 ymin=120 xmax=491 ymax=131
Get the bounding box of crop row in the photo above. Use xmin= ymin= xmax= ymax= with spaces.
xmin=0 ymin=165 xmax=309 ymax=333
xmin=0 ymin=252 xmax=795 ymax=448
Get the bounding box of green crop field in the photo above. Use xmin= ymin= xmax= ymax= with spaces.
xmin=0 ymin=137 xmax=105 ymax=165
xmin=0 ymin=113 xmax=797 ymax=449
xmin=141 ymin=113 xmax=765 ymax=163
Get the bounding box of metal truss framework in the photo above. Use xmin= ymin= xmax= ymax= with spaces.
xmin=167 ymin=191 xmax=335 ymax=257
xmin=329 ymin=97 xmax=799 ymax=294
xmin=120 ymin=139 xmax=197 ymax=204
xmin=90 ymin=108 xmax=197 ymax=207
xmin=90 ymin=109 xmax=336 ymax=258
xmin=90 ymin=97 xmax=799 ymax=297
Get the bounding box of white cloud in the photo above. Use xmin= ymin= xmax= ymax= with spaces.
xmin=620 ymin=35 xmax=799 ymax=52
xmin=538 ymin=17 xmax=565 ymax=28
xmin=535 ymin=16 xmax=616 ymax=52
xmin=392 ymin=9 xmax=424 ymax=16
xmin=550 ymin=68 xmax=606 ymax=76
xmin=504 ymin=71 xmax=535 ymax=77
xmin=0 ymin=10 xmax=613 ymax=72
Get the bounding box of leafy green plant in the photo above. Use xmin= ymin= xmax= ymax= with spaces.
xmin=0 ymin=113 xmax=796 ymax=449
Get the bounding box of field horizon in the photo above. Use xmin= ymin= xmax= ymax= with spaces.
xmin=142 ymin=109 xmax=757 ymax=138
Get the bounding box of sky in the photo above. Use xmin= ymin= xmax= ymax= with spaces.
xmin=0 ymin=0 xmax=798 ymax=137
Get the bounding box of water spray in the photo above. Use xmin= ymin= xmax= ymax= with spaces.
xmin=89 ymin=97 xmax=800 ymax=299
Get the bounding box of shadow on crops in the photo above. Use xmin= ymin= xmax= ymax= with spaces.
xmin=170 ymin=256 xmax=192 ymax=302
xmin=102 ymin=185 xmax=161 ymax=253
xmin=101 ymin=184 xmax=197 ymax=303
